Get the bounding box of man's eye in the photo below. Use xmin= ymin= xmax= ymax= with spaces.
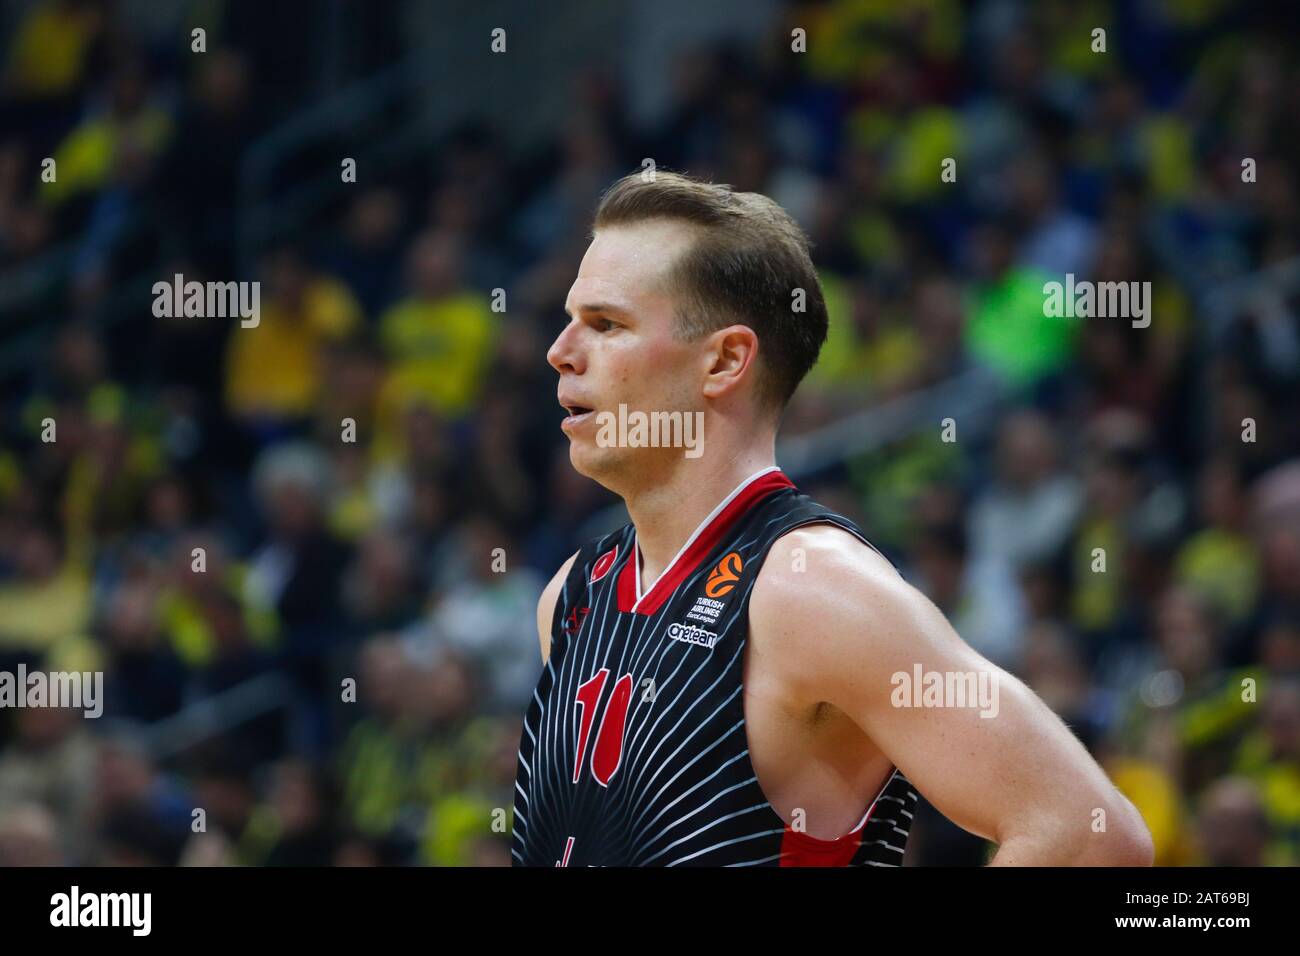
xmin=595 ymin=318 xmax=615 ymax=331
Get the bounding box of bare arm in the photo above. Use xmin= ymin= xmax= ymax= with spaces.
xmin=750 ymin=526 xmax=1153 ymax=866
xmin=537 ymin=551 xmax=579 ymax=664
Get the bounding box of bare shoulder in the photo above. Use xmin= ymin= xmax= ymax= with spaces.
xmin=538 ymin=550 xmax=580 ymax=664
xmin=750 ymin=523 xmax=951 ymax=700
xmin=752 ymin=523 xmax=911 ymax=628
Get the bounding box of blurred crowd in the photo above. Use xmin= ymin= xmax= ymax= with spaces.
xmin=1 ymin=0 xmax=1298 ymax=866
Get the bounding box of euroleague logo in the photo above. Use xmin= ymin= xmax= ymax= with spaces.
xmin=590 ymin=546 xmax=618 ymax=583
xmin=704 ymin=551 xmax=743 ymax=598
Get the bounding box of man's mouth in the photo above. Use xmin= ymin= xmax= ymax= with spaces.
xmin=560 ymin=403 xmax=595 ymax=429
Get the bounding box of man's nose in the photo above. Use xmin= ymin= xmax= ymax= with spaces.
xmin=547 ymin=319 xmax=584 ymax=375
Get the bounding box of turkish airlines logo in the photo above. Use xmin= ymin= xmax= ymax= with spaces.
xmin=705 ymin=551 xmax=743 ymax=598
xmin=591 ymin=546 xmax=618 ymax=583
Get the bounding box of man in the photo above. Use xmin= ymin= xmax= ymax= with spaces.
xmin=511 ymin=171 xmax=1153 ymax=867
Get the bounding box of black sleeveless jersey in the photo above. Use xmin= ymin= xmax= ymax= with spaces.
xmin=511 ymin=467 xmax=918 ymax=867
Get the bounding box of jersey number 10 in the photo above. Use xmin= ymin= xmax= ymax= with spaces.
xmin=573 ymin=668 xmax=634 ymax=786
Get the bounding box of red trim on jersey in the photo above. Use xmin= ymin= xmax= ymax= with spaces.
xmin=615 ymin=470 xmax=795 ymax=615
xmin=779 ymin=820 xmax=865 ymax=867
xmin=779 ymin=802 xmax=872 ymax=867
xmin=616 ymin=546 xmax=639 ymax=611
xmin=777 ymin=770 xmax=894 ymax=867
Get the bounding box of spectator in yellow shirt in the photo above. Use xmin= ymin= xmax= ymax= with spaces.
xmin=0 ymin=523 xmax=91 ymax=655
xmin=225 ymin=245 xmax=362 ymax=430
xmin=3 ymin=0 xmax=105 ymax=101
xmin=40 ymin=57 xmax=171 ymax=206
xmin=1175 ymin=457 xmax=1260 ymax=626
xmin=1231 ymin=676 xmax=1300 ymax=866
xmin=378 ymin=231 xmax=496 ymax=425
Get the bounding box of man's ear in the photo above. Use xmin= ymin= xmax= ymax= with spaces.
xmin=701 ymin=325 xmax=759 ymax=400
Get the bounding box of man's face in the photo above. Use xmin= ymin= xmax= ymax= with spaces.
xmin=549 ymin=221 xmax=705 ymax=486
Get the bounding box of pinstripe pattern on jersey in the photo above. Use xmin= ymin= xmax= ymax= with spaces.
xmin=512 ymin=469 xmax=917 ymax=866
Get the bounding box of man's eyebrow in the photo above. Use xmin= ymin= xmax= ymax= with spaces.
xmin=564 ymin=302 xmax=631 ymax=318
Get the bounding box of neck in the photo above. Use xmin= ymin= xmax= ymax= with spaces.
xmin=623 ymin=441 xmax=776 ymax=586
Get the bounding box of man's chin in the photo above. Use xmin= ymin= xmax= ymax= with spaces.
xmin=567 ymin=438 xmax=636 ymax=488
xmin=567 ymin=438 xmax=609 ymax=480
xmin=569 ymin=440 xmax=688 ymax=496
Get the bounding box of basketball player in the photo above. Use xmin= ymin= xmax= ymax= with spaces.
xmin=511 ymin=172 xmax=1153 ymax=867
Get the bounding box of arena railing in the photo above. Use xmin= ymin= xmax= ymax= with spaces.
xmin=138 ymin=672 xmax=292 ymax=762
xmin=234 ymin=1 xmax=626 ymax=277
